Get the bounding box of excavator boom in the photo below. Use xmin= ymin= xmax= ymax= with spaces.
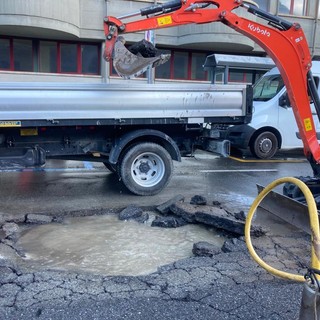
xmin=103 ymin=0 xmax=320 ymax=175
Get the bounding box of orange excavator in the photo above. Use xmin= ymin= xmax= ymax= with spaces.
xmin=105 ymin=4 xmax=320 ymax=315
xmin=103 ymin=0 xmax=320 ymax=199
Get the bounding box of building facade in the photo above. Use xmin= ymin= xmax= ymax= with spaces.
xmin=0 ymin=0 xmax=319 ymax=83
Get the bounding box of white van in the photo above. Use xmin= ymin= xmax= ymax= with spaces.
xmin=223 ymin=61 xmax=320 ymax=159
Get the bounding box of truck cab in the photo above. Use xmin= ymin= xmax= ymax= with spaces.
xmin=223 ymin=61 xmax=320 ymax=159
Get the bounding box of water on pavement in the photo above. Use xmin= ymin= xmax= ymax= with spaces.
xmin=17 ymin=214 xmax=224 ymax=276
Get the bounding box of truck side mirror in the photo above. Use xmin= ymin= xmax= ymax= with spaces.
xmin=279 ymin=93 xmax=290 ymax=108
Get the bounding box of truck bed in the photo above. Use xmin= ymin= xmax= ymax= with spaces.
xmin=0 ymin=82 xmax=251 ymax=126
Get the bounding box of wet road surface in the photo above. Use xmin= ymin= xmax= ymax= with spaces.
xmin=0 ymin=149 xmax=311 ymax=214
xmin=0 ymin=149 xmax=314 ymax=319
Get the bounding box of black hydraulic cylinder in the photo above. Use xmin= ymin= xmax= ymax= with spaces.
xmin=247 ymin=5 xmax=293 ymax=30
xmin=140 ymin=0 xmax=182 ymax=16
xmin=308 ymin=70 xmax=320 ymax=123
xmin=305 ymin=71 xmax=320 ymax=177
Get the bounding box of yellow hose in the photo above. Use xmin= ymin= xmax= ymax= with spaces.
xmin=245 ymin=177 xmax=320 ymax=282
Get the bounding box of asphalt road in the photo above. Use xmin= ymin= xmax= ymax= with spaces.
xmin=0 ymin=148 xmax=311 ymax=214
xmin=0 ymin=149 xmax=314 ymax=319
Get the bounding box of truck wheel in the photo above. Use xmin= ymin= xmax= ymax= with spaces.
xmin=119 ymin=142 xmax=173 ymax=196
xmin=250 ymin=131 xmax=278 ymax=159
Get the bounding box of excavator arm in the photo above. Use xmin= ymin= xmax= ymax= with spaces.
xmin=104 ymin=0 xmax=320 ymax=176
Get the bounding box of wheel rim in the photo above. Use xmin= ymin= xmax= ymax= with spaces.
xmin=258 ymin=137 xmax=273 ymax=154
xmin=130 ymin=152 xmax=165 ymax=187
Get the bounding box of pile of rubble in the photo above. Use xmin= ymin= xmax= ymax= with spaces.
xmin=118 ymin=194 xmax=265 ymax=234
xmin=117 ymin=194 xmax=266 ymax=258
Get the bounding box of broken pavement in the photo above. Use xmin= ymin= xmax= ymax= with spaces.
xmin=0 ymin=194 xmax=311 ymax=319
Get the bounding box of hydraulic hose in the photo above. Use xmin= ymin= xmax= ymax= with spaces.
xmin=245 ymin=177 xmax=320 ymax=282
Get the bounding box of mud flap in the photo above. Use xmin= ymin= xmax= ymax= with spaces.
xmin=112 ymin=37 xmax=171 ymax=79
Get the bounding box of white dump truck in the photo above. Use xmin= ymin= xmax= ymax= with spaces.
xmin=0 ymin=82 xmax=252 ymax=195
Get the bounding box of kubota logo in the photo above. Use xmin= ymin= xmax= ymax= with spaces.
xmin=248 ymin=23 xmax=271 ymax=37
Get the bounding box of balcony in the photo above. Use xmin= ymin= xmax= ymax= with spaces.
xmin=0 ymin=0 xmax=81 ymax=39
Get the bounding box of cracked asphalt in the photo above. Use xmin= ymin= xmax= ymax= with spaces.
xmin=0 ymin=217 xmax=310 ymax=320
xmin=0 ymin=255 xmax=303 ymax=320
xmin=0 ymin=152 xmax=313 ymax=319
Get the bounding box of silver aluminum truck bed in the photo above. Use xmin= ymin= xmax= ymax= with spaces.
xmin=0 ymin=82 xmax=252 ymax=195
xmin=0 ymin=82 xmax=249 ymax=123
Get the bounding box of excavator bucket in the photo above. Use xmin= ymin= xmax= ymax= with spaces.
xmin=112 ymin=37 xmax=171 ymax=79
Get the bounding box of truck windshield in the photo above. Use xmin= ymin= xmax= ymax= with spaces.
xmin=253 ymin=75 xmax=284 ymax=101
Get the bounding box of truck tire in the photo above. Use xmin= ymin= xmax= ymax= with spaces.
xmin=119 ymin=142 xmax=173 ymax=196
xmin=250 ymin=131 xmax=279 ymax=159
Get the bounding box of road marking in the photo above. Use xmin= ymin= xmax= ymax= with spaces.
xmin=200 ymin=169 xmax=278 ymax=173
xmin=0 ymin=168 xmax=98 ymax=173
xmin=229 ymin=156 xmax=306 ymax=163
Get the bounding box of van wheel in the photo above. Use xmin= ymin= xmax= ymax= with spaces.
xmin=250 ymin=131 xmax=279 ymax=159
xmin=119 ymin=142 xmax=173 ymax=196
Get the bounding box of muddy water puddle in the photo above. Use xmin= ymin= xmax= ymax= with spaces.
xmin=17 ymin=214 xmax=224 ymax=276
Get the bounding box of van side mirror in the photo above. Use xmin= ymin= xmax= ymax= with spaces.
xmin=279 ymin=93 xmax=290 ymax=108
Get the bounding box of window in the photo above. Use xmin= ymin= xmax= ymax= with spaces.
xmin=60 ymin=43 xmax=78 ymax=73
xmin=278 ymin=0 xmax=308 ymax=16
xmin=253 ymin=75 xmax=285 ymax=101
xmin=39 ymin=41 xmax=57 ymax=73
xmin=81 ymin=45 xmax=99 ymax=74
xmin=254 ymin=0 xmax=269 ymax=11
xmin=211 ymin=67 xmax=267 ymax=85
xmin=0 ymin=39 xmax=10 ymax=69
xmin=191 ymin=53 xmax=207 ymax=80
xmin=212 ymin=67 xmax=225 ymax=83
xmin=111 ymin=46 xmax=266 ymax=84
xmin=13 ymin=39 xmax=33 ymax=71
xmin=111 ymin=47 xmax=209 ymax=81
xmin=155 ymin=49 xmax=171 ymax=79
xmin=173 ymin=52 xmax=188 ymax=79
xmin=0 ymin=36 xmax=101 ymax=75
xmin=229 ymin=69 xmax=253 ymax=83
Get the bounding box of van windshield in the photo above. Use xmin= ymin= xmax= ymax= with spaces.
xmin=253 ymin=75 xmax=284 ymax=101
